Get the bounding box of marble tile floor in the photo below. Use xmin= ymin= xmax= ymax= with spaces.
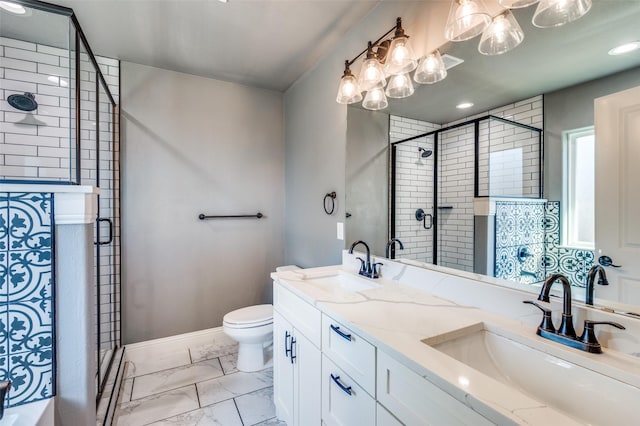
xmin=114 ymin=333 xmax=286 ymax=426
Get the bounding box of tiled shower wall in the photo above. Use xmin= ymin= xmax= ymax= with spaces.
xmin=392 ymin=96 xmax=542 ymax=272
xmin=0 ymin=192 xmax=54 ymax=407
xmin=391 ymin=116 xmax=440 ymax=263
xmin=1 ymin=37 xmax=121 ymax=371
xmin=495 ymin=200 xmax=595 ymax=287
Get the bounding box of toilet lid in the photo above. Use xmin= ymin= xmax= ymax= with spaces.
xmin=223 ymin=304 xmax=273 ymax=326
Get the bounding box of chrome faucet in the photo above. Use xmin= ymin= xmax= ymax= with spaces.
xmin=585 ymin=265 xmax=609 ymax=305
xmin=385 ymin=238 xmax=404 ymax=259
xmin=524 ymin=273 xmax=626 ymax=353
xmin=0 ymin=380 xmax=10 ymax=420
xmin=348 ymin=240 xmax=381 ymax=278
xmin=538 ymin=273 xmax=576 ymax=338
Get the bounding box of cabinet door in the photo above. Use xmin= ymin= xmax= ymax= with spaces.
xmin=377 ymin=351 xmax=493 ymax=426
xmin=293 ymin=330 xmax=322 ymax=426
xmin=377 ymin=403 xmax=403 ymax=426
xmin=273 ymin=311 xmax=294 ymax=425
xmin=322 ymin=354 xmax=376 ymax=426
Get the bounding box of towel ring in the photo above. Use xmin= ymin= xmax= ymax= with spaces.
xmin=324 ymin=192 xmax=337 ymax=215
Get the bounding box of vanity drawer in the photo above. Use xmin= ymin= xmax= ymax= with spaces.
xmin=377 ymin=351 xmax=493 ymax=426
xmin=274 ymin=281 xmax=321 ymax=348
xmin=322 ymin=314 xmax=376 ymax=396
xmin=322 ymin=354 xmax=376 ymax=426
xmin=377 ymin=403 xmax=403 ymax=426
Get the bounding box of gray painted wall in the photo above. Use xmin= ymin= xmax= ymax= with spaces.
xmin=345 ymin=108 xmax=389 ymax=256
xmin=283 ymin=2 xmax=449 ymax=267
xmin=121 ymin=62 xmax=284 ymax=343
xmin=544 ymin=66 xmax=640 ymax=201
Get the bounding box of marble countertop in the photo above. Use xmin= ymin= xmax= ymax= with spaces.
xmin=272 ymin=263 xmax=640 ymax=426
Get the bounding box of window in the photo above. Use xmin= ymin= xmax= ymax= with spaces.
xmin=563 ymin=127 xmax=595 ymax=248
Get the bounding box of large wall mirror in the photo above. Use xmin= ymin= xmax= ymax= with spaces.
xmin=345 ymin=1 xmax=640 ymax=312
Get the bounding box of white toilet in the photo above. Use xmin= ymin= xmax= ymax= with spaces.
xmin=223 ymin=304 xmax=274 ymax=372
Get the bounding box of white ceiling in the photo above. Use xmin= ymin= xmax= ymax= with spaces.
xmin=47 ymin=0 xmax=378 ymax=92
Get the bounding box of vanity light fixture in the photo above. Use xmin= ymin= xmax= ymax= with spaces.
xmin=362 ymin=86 xmax=389 ymax=111
xmin=337 ymin=17 xmax=435 ymax=110
xmin=357 ymin=42 xmax=387 ymax=92
xmin=532 ymin=0 xmax=592 ymax=28
xmin=414 ymin=50 xmax=448 ymax=84
xmin=456 ymin=101 xmax=474 ymax=109
xmin=0 ymin=1 xmax=26 ymax=14
xmin=445 ymin=0 xmax=492 ymax=42
xmin=384 ymin=18 xmax=418 ymax=75
xmin=478 ymin=10 xmax=524 ymax=55
xmin=336 ymin=61 xmax=363 ymax=104
xmin=608 ymin=41 xmax=640 ymax=56
xmin=385 ymin=73 xmax=415 ymax=99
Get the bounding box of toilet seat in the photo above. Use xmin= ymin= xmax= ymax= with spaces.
xmin=223 ymin=304 xmax=273 ymax=328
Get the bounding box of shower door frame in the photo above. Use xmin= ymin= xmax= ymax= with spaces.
xmin=390 ymin=115 xmax=543 ymax=265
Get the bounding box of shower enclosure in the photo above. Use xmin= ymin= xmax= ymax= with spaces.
xmin=0 ymin=0 xmax=120 ymax=402
xmin=391 ymin=115 xmax=542 ymax=274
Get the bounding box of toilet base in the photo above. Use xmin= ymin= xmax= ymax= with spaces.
xmin=237 ymin=342 xmax=273 ymax=372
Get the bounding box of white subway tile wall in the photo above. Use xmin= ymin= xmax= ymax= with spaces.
xmin=391 ymin=96 xmax=543 ymax=272
xmin=391 ymin=116 xmax=440 ymax=263
xmin=1 ymin=36 xmax=121 ymax=356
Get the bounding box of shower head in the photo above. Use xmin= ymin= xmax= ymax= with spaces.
xmin=418 ymin=147 xmax=432 ymax=158
xmin=8 ymin=92 xmax=38 ymax=112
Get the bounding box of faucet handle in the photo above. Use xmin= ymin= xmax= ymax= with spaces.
xmin=523 ymin=301 xmax=556 ymax=333
xmin=355 ymin=257 xmax=366 ymax=274
xmin=372 ymin=262 xmax=383 ymax=278
xmin=579 ymin=320 xmax=626 ymax=353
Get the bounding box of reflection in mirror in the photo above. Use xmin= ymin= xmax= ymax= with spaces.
xmin=345 ymin=1 xmax=640 ymax=309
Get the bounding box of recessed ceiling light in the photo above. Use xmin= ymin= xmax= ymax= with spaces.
xmin=0 ymin=1 xmax=26 ymax=14
xmin=608 ymin=41 xmax=640 ymax=56
xmin=456 ymin=102 xmax=474 ymax=109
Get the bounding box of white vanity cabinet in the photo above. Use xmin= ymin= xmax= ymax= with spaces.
xmin=377 ymin=351 xmax=493 ymax=426
xmin=321 ymin=314 xmax=377 ymax=425
xmin=273 ymin=282 xmax=322 ymax=426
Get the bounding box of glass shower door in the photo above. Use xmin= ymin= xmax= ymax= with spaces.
xmin=392 ymin=135 xmax=436 ymax=263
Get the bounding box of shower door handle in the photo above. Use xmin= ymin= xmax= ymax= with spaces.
xmin=95 ymin=218 xmax=113 ymax=245
xmin=423 ymin=213 xmax=433 ymax=230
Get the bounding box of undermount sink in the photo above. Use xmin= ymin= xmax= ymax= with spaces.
xmin=302 ymin=270 xmax=382 ymax=293
xmin=423 ymin=325 xmax=639 ymax=426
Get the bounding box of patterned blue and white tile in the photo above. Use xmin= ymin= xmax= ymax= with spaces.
xmin=495 ymin=247 xmax=518 ymax=281
xmin=495 ymin=203 xmax=518 ymax=248
xmin=6 ymin=300 xmax=53 ymax=358
xmin=0 ymin=193 xmax=8 ymax=252
xmin=6 ymin=349 xmax=53 ymax=406
xmin=6 ymin=193 xmax=53 ymax=252
xmin=7 ymin=250 xmax=52 ymax=302
xmin=516 ymin=203 xmax=545 ymax=244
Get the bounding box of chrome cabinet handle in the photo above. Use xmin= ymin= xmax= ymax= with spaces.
xmin=599 ymin=255 xmax=621 ymax=268
xmin=330 ymin=374 xmax=352 ymax=396
xmin=290 ymin=338 xmax=297 ymax=364
xmin=284 ymin=331 xmax=291 ymax=358
xmin=330 ymin=324 xmax=352 ymax=341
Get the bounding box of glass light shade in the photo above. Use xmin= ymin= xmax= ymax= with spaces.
xmin=385 ymin=73 xmax=415 ymax=98
xmin=357 ymin=58 xmax=387 ymax=91
xmin=336 ymin=74 xmax=363 ymax=104
xmin=362 ymin=87 xmax=388 ymax=110
xmin=384 ymin=36 xmax=418 ymax=75
xmin=478 ymin=11 xmax=524 ymax=56
xmin=414 ymin=51 xmax=448 ymax=84
xmin=0 ymin=1 xmax=26 ymax=14
xmin=445 ymin=0 xmax=492 ymax=42
xmin=498 ymin=0 xmax=539 ymax=8
xmin=532 ymin=0 xmax=592 ymax=28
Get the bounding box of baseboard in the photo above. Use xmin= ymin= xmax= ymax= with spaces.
xmin=124 ymin=327 xmax=226 ymax=360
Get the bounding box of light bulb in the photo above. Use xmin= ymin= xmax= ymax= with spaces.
xmin=532 ymin=0 xmax=592 ymax=28
xmin=384 ymin=36 xmax=417 ymax=75
xmin=414 ymin=50 xmax=447 ymax=84
xmin=336 ymin=72 xmax=362 ymax=104
xmin=362 ymin=87 xmax=388 ymax=110
xmin=358 ymin=57 xmax=387 ymax=91
xmin=479 ymin=10 xmax=524 ymax=55
xmin=445 ymin=0 xmax=491 ymax=42
xmin=386 ymin=73 xmax=414 ymax=98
